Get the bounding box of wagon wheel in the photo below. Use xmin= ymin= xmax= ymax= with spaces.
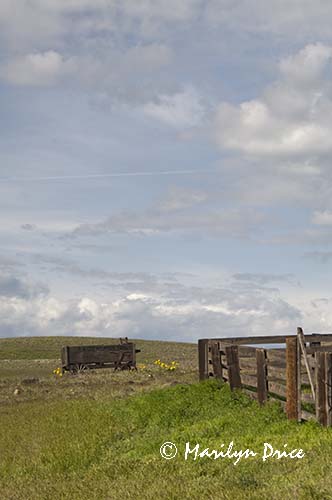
xmin=77 ymin=364 xmax=89 ymax=374
xmin=71 ymin=364 xmax=89 ymax=374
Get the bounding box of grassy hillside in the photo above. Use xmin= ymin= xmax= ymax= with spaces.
xmin=0 ymin=337 xmax=332 ymax=499
xmin=0 ymin=335 xmax=197 ymax=361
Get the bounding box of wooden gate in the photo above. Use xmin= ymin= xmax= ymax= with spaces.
xmin=198 ymin=328 xmax=332 ymax=426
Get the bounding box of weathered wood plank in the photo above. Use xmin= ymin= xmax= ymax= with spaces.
xmin=61 ymin=346 xmax=70 ymax=368
xmin=239 ymin=358 xmax=257 ymax=370
xmin=225 ymin=346 xmax=242 ymax=389
xmin=297 ymin=331 xmax=302 ymax=420
xmin=237 ymin=346 xmax=258 ymax=356
xmin=114 ymin=351 xmax=125 ymax=370
xmin=217 ymin=335 xmax=290 ymax=345
xmin=297 ymin=327 xmax=315 ymax=402
xmin=307 ymin=346 xmax=332 ymax=353
xmin=239 ymin=366 xmax=257 ymax=377
xmin=241 ymin=373 xmax=258 ymax=388
xmin=266 ymin=350 xmax=286 ymax=364
xmin=256 ymin=348 xmax=268 ymax=404
xmin=316 ymin=352 xmax=327 ymax=426
xmin=220 ymin=354 xmax=227 ymax=368
xmin=207 ymin=341 xmax=214 ymax=378
xmin=266 ymin=365 xmax=286 ymax=380
xmin=268 ymin=381 xmax=287 ymax=398
xmin=267 ymin=376 xmax=287 ymax=385
xmin=211 ymin=342 xmax=222 ymax=379
xmin=326 ymin=353 xmax=332 ymax=427
xmin=203 ymin=333 xmax=332 ymax=345
xmin=236 ymin=353 xmax=259 ymax=359
xmin=286 ymin=337 xmax=299 ymax=421
xmin=198 ymin=339 xmax=209 ymax=381
xmin=301 ymin=410 xmax=316 ymax=421
xmin=300 ymin=357 xmax=316 ymax=370
xmin=267 ymin=361 xmax=287 ymax=370
xmin=62 ymin=343 xmax=137 ymax=369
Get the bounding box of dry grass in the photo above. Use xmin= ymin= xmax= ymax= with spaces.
xmin=0 ymin=337 xmax=198 ymax=406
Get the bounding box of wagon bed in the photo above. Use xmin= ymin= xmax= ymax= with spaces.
xmin=61 ymin=342 xmax=140 ymax=373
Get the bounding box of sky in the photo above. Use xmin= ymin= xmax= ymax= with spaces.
xmin=2 ymin=1 xmax=332 ymax=342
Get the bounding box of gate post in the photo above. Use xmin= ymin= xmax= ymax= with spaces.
xmin=198 ymin=339 xmax=209 ymax=381
xmin=286 ymin=337 xmax=300 ymax=421
xmin=225 ymin=345 xmax=241 ymax=389
xmin=211 ymin=342 xmax=223 ymax=379
xmin=326 ymin=353 xmax=332 ymax=427
xmin=256 ymin=348 xmax=268 ymax=404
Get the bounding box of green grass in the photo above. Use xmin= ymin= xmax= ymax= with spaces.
xmin=0 ymin=381 xmax=331 ymax=499
xmin=0 ymin=337 xmax=331 ymax=499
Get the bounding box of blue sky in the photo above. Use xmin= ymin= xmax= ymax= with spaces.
xmin=1 ymin=1 xmax=332 ymax=341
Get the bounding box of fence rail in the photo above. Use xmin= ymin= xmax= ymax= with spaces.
xmin=198 ymin=328 xmax=332 ymax=426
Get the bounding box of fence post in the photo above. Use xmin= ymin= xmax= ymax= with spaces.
xmin=211 ymin=342 xmax=222 ymax=379
xmin=198 ymin=339 xmax=209 ymax=381
xmin=256 ymin=348 xmax=268 ymax=404
xmin=310 ymin=340 xmax=320 ymax=406
xmin=297 ymin=332 xmax=302 ymax=419
xmin=225 ymin=345 xmax=241 ymax=390
xmin=326 ymin=353 xmax=332 ymax=427
xmin=286 ymin=337 xmax=300 ymax=421
xmin=316 ymin=352 xmax=327 ymax=426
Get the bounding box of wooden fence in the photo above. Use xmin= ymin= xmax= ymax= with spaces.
xmin=198 ymin=328 xmax=332 ymax=426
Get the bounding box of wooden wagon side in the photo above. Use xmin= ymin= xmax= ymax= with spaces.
xmin=61 ymin=343 xmax=140 ymax=373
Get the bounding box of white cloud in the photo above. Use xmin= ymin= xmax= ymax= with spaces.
xmin=303 ymin=251 xmax=332 ymax=263
xmin=33 ymin=0 xmax=109 ymax=11
xmin=122 ymin=44 xmax=172 ymax=71
xmin=156 ymin=186 xmax=208 ymax=212
xmin=69 ymin=206 xmax=267 ymax=238
xmin=30 ymin=0 xmax=200 ymax=22
xmin=232 ymin=273 xmax=298 ymax=286
xmin=0 ymin=0 xmax=200 ymax=54
xmin=223 ymin=160 xmax=325 ymax=208
xmin=143 ymin=87 xmax=205 ymax=128
xmin=0 ymin=275 xmax=303 ymax=340
xmin=311 ymin=210 xmax=332 ymax=225
xmin=205 ymin=1 xmax=332 ymax=40
xmin=0 ymin=42 xmax=173 ymax=99
xmin=301 ymin=297 xmax=332 ymax=333
xmin=3 ymin=0 xmax=332 ymax=53
xmin=279 ymin=43 xmax=332 ymax=85
xmin=215 ymin=43 xmax=332 ymax=156
xmin=2 ymin=51 xmax=74 ymax=86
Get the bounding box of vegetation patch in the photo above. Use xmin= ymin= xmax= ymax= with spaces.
xmin=0 ymin=380 xmax=332 ymax=499
xmin=0 ymin=337 xmax=331 ymax=499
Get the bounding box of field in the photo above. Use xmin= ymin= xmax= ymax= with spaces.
xmin=1 ymin=337 xmax=332 ymax=499
xmin=0 ymin=337 xmax=197 ymax=406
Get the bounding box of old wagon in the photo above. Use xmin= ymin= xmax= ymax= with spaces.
xmin=61 ymin=341 xmax=140 ymax=373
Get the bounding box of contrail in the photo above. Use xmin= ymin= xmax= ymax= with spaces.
xmin=0 ymin=169 xmax=214 ymax=183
